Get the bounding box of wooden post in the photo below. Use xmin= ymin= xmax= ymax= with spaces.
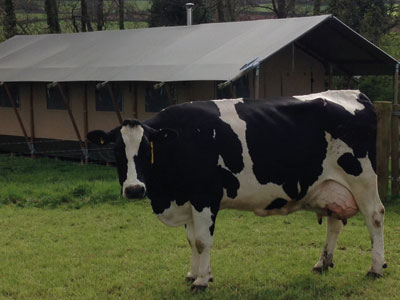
xmin=3 ymin=83 xmax=35 ymax=156
xmin=291 ymin=43 xmax=295 ymax=73
xmin=55 ymin=83 xmax=88 ymax=161
xmin=107 ymin=84 xmax=123 ymax=124
xmin=395 ymin=64 xmax=399 ymax=104
xmin=376 ymin=101 xmax=392 ymax=201
xmin=4 ymin=84 xmax=29 ymax=139
xmin=391 ymin=63 xmax=400 ymax=196
xmin=391 ymin=104 xmax=399 ymax=196
xmin=328 ymin=64 xmax=333 ymax=90
xmin=29 ymin=83 xmax=35 ymax=158
xmin=83 ymin=83 xmax=89 ymax=164
xmin=231 ymin=83 xmax=236 ymax=98
xmin=133 ymin=83 xmax=138 ymax=119
xmin=254 ymin=63 xmax=260 ymax=99
xmin=164 ymin=84 xmax=174 ymax=106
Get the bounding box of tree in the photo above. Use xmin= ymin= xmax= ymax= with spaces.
xmin=313 ymin=0 xmax=321 ymax=15
xmin=272 ymin=0 xmax=296 ymax=19
xmin=271 ymin=0 xmax=296 ymax=18
xmin=81 ymin=0 xmax=93 ymax=32
xmin=118 ymin=0 xmax=125 ymax=30
xmin=45 ymin=0 xmax=61 ymax=33
xmin=149 ymin=0 xmax=213 ymax=27
xmin=3 ymin=0 xmax=17 ymax=39
xmin=248 ymin=0 xmax=298 ymax=19
xmin=328 ymin=0 xmax=399 ymax=44
xmin=223 ymin=0 xmax=255 ymax=21
xmin=97 ymin=0 xmax=104 ymax=31
xmin=216 ymin=0 xmax=225 ymax=22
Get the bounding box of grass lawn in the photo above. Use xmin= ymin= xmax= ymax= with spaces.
xmin=0 ymin=155 xmax=400 ymax=299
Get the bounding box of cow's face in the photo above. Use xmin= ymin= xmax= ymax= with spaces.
xmin=118 ymin=121 xmax=150 ymax=198
xmin=87 ymin=120 xmax=177 ymax=199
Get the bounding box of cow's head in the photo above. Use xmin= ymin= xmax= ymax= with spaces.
xmin=87 ymin=120 xmax=177 ymax=199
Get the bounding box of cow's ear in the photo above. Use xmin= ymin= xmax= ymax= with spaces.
xmin=87 ymin=130 xmax=115 ymax=145
xmin=151 ymin=128 xmax=178 ymax=144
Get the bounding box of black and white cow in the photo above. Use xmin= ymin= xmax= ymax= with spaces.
xmin=88 ymin=90 xmax=385 ymax=290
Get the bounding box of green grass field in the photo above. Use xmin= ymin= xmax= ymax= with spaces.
xmin=0 ymin=155 xmax=121 ymax=208
xmin=0 ymin=155 xmax=400 ymax=299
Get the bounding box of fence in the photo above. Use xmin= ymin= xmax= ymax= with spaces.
xmin=376 ymin=101 xmax=400 ymax=202
xmin=0 ymin=136 xmax=114 ymax=163
xmin=376 ymin=102 xmax=392 ymax=201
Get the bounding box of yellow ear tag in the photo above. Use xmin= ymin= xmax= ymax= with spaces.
xmin=100 ymin=138 xmax=104 ymax=145
xmin=150 ymin=141 xmax=155 ymax=165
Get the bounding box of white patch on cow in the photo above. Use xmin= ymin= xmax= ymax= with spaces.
xmin=192 ymin=207 xmax=214 ymax=239
xmin=213 ymin=99 xmax=250 ymax=176
xmin=120 ymin=125 xmax=145 ymax=195
xmin=217 ymin=155 xmax=225 ymax=168
xmin=156 ymin=201 xmax=193 ymax=227
xmin=293 ymin=90 xmax=365 ymax=115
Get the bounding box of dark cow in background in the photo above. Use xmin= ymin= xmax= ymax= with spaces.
xmin=88 ymin=90 xmax=385 ymax=290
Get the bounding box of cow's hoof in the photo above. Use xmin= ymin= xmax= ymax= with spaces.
xmin=209 ymin=276 xmax=214 ymax=282
xmin=366 ymin=271 xmax=383 ymax=279
xmin=383 ymin=262 xmax=388 ymax=269
xmin=312 ymin=264 xmax=331 ymax=273
xmin=312 ymin=266 xmax=325 ymax=274
xmin=186 ymin=276 xmax=196 ymax=283
xmin=191 ymin=284 xmax=207 ymax=293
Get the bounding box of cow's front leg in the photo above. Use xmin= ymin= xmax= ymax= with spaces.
xmin=190 ymin=206 xmax=215 ymax=290
xmin=313 ymin=216 xmax=343 ymax=273
xmin=185 ymin=221 xmax=200 ymax=282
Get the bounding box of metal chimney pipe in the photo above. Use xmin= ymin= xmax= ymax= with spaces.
xmin=185 ymin=3 xmax=194 ymax=26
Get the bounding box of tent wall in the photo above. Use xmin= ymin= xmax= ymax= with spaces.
xmin=259 ymin=45 xmax=326 ymax=98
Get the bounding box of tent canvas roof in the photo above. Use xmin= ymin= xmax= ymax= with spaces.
xmin=0 ymin=15 xmax=398 ymax=83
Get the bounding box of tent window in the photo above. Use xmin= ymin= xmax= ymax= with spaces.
xmin=0 ymin=84 xmax=20 ymax=108
xmin=145 ymin=85 xmax=175 ymax=112
xmin=47 ymin=85 xmax=69 ymax=110
xmin=234 ymin=75 xmax=250 ymax=98
xmin=95 ymin=84 xmax=123 ymax=112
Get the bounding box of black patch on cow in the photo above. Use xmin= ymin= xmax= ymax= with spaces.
xmin=214 ymin=121 xmax=244 ymax=174
xmin=143 ymin=100 xmax=244 ymax=215
xmin=235 ymin=98 xmax=327 ymax=200
xmin=325 ymin=92 xmax=376 ymax=172
xmin=337 ymin=153 xmax=362 ymax=176
xmin=265 ymin=198 xmax=288 ymax=210
xmin=234 ymin=94 xmax=376 ymax=201
xmin=218 ymin=166 xmax=240 ymax=199
xmin=209 ymin=213 xmax=217 ymax=236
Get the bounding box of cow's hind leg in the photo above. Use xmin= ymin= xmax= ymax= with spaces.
xmin=313 ymin=216 xmax=343 ymax=273
xmin=356 ymin=192 xmax=385 ymax=277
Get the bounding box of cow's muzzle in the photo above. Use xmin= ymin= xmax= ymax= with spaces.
xmin=124 ymin=184 xmax=146 ymax=199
